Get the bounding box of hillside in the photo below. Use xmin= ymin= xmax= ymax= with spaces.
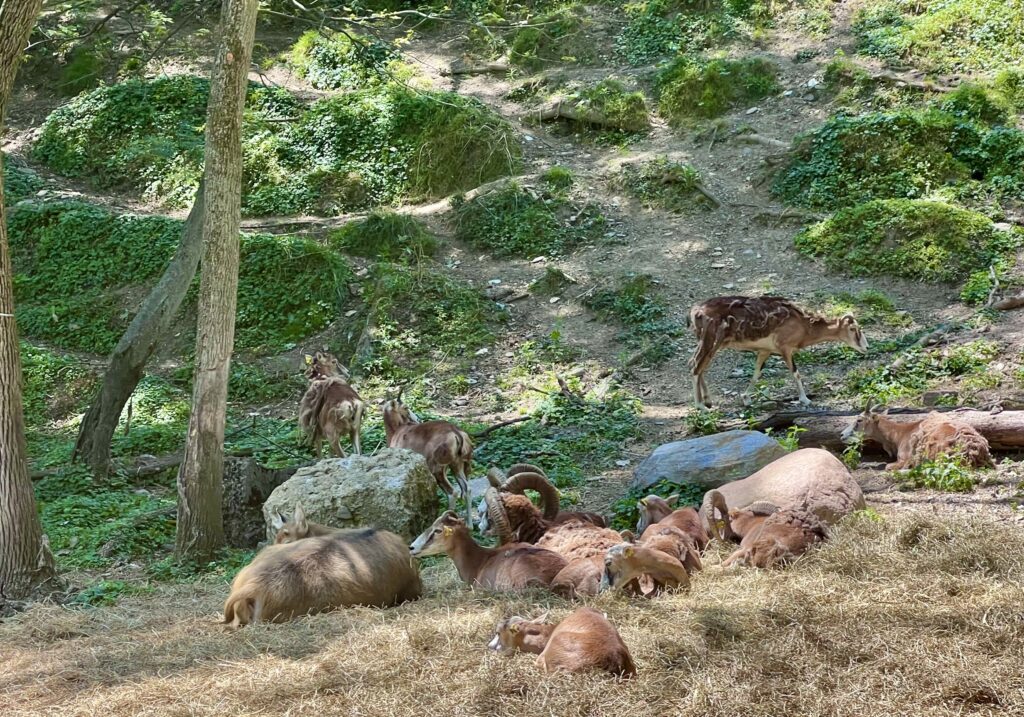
xmin=2 ymin=1 xmax=1024 ymax=714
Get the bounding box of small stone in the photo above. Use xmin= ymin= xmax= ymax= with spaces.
xmin=723 ymin=283 xmax=735 ymax=290
xmin=549 ymin=296 xmax=561 ymax=304
xmin=488 ymin=279 xmax=502 ymax=285
xmin=475 ymin=348 xmax=489 ymax=356
xmin=505 ymin=352 xmax=514 ymax=358
xmin=806 ymin=78 xmax=820 ymax=88
xmin=783 ymin=89 xmax=794 ymax=97
xmin=532 ymin=256 xmax=546 ymax=263
xmin=711 ymin=263 xmax=727 ymax=269
xmin=454 ymin=398 xmax=468 ymax=406
xmin=745 ymin=106 xmax=760 ymax=114
xmin=615 ymin=460 xmax=630 ymax=467
xmin=344 ymin=309 xmax=358 ymax=317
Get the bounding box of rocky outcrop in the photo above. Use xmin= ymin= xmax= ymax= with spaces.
xmin=632 ymin=430 xmax=787 ymax=490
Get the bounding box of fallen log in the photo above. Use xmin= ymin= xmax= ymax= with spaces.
xmin=530 ymin=100 xmax=649 ymax=132
xmin=444 ymin=60 xmax=510 ymax=76
xmin=751 ymin=408 xmax=1024 ymax=452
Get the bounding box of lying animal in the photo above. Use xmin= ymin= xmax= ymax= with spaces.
xmin=636 ymin=494 xmax=711 ymax=552
xmin=842 ymin=404 xmax=993 ymax=470
xmin=223 ymin=527 xmax=421 ymax=628
xmin=717 ymin=500 xmax=828 ymax=568
xmin=488 ymin=607 xmax=636 ymax=678
xmin=601 ymin=543 xmax=690 ymax=593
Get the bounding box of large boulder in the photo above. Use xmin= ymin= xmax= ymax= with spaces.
xmin=262 ymin=448 xmax=438 ymax=542
xmin=632 ymin=430 xmax=787 ymax=491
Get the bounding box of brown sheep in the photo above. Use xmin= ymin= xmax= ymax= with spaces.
xmin=383 ymin=395 xmax=474 ymax=524
xmin=601 ymin=543 xmax=690 ymax=593
xmin=298 ymin=352 xmax=365 ymax=457
xmin=720 ymin=504 xmax=829 ymax=568
xmin=222 ymin=528 xmax=421 ymax=628
xmin=843 ymin=405 xmax=993 ymax=470
xmin=268 ymin=504 xmax=337 ymax=544
xmin=488 ymin=608 xmax=636 ymax=678
xmin=409 ymin=511 xmax=567 ymax=591
xmin=636 ymin=494 xmax=711 ymax=551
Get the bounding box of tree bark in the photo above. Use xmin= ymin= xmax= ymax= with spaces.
xmin=0 ymin=0 xmax=60 ymax=600
xmin=72 ymin=181 xmax=205 ymax=477
xmin=174 ymin=0 xmax=258 ymax=561
xmin=750 ymin=408 xmax=1024 ymax=453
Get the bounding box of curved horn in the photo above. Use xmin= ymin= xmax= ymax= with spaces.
xmin=745 ymin=500 xmax=780 ymax=516
xmin=507 ymin=463 xmax=547 ymax=479
xmin=484 ymin=488 xmax=512 ymax=544
xmin=486 ymin=467 xmax=505 ymax=488
xmin=702 ymin=489 xmax=736 ymax=542
xmin=501 ymin=471 xmax=560 ymax=521
xmin=396 ymin=384 xmax=405 ymax=402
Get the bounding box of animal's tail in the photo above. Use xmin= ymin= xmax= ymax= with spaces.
xmin=453 ymin=431 xmax=473 ymax=474
xmin=327 ymin=401 xmax=356 ymax=426
xmin=223 ymin=590 xmax=259 ymax=629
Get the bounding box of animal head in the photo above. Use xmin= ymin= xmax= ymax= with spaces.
xmin=602 ymin=543 xmax=639 ymax=590
xmin=409 ymin=511 xmax=464 ymax=557
xmin=487 ymin=616 xmax=551 ymax=655
xmin=841 ymin=402 xmax=887 ymax=444
xmin=636 ymin=494 xmax=679 ymax=533
xmin=304 ymin=351 xmax=349 ymax=381
xmin=836 ymin=315 xmax=868 ymax=354
xmin=270 ymin=504 xmax=310 ymax=544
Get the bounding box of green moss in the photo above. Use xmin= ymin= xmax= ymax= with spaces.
xmin=331 ymin=211 xmax=437 ymax=261
xmin=509 ymin=4 xmax=593 ymax=70
xmin=453 ymin=182 xmax=604 ymax=258
xmin=569 ymin=79 xmax=650 ymax=132
xmin=33 ymin=76 xmax=519 ymax=216
xmin=615 ymin=157 xmax=710 ymax=212
xmin=854 ymin=0 xmax=1024 ymax=74
xmin=286 ymin=30 xmax=402 ymax=90
xmin=8 ymin=200 xmax=352 ymax=353
xmin=795 ymin=199 xmax=1021 ymax=283
xmin=540 ymin=165 xmax=574 ymax=190
xmin=657 ymin=56 xmax=778 ymax=124
xmin=774 ymin=110 xmax=1024 ymax=211
xmin=939 ymin=84 xmax=1013 ymax=126
xmin=584 ymin=273 xmax=684 ymax=365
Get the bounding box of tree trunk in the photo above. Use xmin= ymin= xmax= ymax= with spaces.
xmin=750 ymin=408 xmax=1024 ymax=453
xmin=72 ymin=182 xmax=205 ymax=477
xmin=0 ymin=0 xmax=60 ymax=600
xmin=174 ymin=0 xmax=258 ymax=560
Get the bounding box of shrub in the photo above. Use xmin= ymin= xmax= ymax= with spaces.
xmin=567 ymin=79 xmax=650 ymax=132
xmin=610 ymin=478 xmax=704 ymax=531
xmin=509 ymin=4 xmax=593 ymax=70
xmin=794 ymin=199 xmax=1020 ymax=284
xmin=615 ymin=0 xmax=744 ymax=66
xmin=540 ymin=165 xmax=574 ymax=190
xmin=330 ymin=211 xmax=437 ymax=261
xmin=853 ymin=0 xmax=1024 ymax=74
xmin=939 ymin=84 xmax=1013 ymax=126
xmin=8 ymin=200 xmax=352 ymax=353
xmin=899 ymin=453 xmax=977 ymax=492
xmin=657 ymin=56 xmax=778 ymax=124
xmin=3 ymin=161 xmax=43 ymax=204
xmin=614 ymin=157 xmax=711 ymax=212
xmin=453 ymin=182 xmax=604 ymax=258
xmin=286 ymin=30 xmax=400 ymax=90
xmin=33 ymin=76 xmax=519 ymax=216
xmin=584 ymin=273 xmax=684 ymax=365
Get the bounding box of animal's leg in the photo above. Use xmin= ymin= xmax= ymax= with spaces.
xmin=781 ymin=349 xmax=811 ymax=405
xmin=434 ymin=467 xmax=455 ymax=496
xmin=311 ymin=434 xmax=322 ymax=459
xmin=742 ymin=351 xmax=771 ymax=406
xmin=690 ymin=339 xmax=719 ymax=408
xmin=352 ymin=426 xmax=362 ymax=456
xmin=326 ymin=425 xmax=345 ymax=458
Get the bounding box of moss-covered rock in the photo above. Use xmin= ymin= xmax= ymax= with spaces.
xmin=794 ymin=199 xmax=1021 ymax=283
xmin=657 ymin=56 xmax=778 ymax=124
xmin=33 ymin=76 xmax=519 ymax=216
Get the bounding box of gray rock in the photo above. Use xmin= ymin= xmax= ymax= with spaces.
xmin=632 ymin=430 xmax=787 ymax=491
xmin=263 ymin=448 xmax=438 ymax=542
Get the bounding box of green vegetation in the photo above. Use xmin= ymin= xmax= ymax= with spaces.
xmin=610 ymin=478 xmax=704 ymax=532
xmin=3 ymin=161 xmax=43 ymax=203
xmin=453 ymin=182 xmax=604 ymax=258
xmin=853 ymin=0 xmax=1024 ymax=74
xmin=795 ymin=200 xmax=1020 ymax=285
xmin=657 ymin=56 xmax=778 ymax=124
xmin=540 ymin=165 xmax=574 ymax=191
xmin=683 ymin=407 xmax=723 ymax=436
xmin=841 ymin=340 xmax=999 ymax=403
xmin=614 ymin=157 xmax=712 ymax=212
xmin=766 ymin=425 xmax=806 ymax=452
xmin=585 ymin=273 xmax=684 ymax=365
xmin=812 ymin=289 xmax=912 ymax=328
xmin=8 ymin=200 xmax=351 ymax=353
xmin=286 ymin=30 xmax=401 ymax=90
xmin=33 ymin=76 xmax=519 ymax=216
xmin=359 ymin=262 xmax=503 ymax=377
xmin=899 ymin=453 xmax=978 ymax=493
xmin=615 ymin=0 xmax=757 ymax=65
xmin=509 ymin=4 xmax=593 ymax=70
xmin=330 ymin=211 xmax=437 ymax=261
xmin=565 ymin=79 xmax=650 ymax=133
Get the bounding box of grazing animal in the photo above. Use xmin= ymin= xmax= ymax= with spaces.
xmin=601 ymin=543 xmax=690 ymax=593
xmin=479 ymin=464 xmax=605 ymax=545
xmin=382 ymin=393 xmax=474 ymax=524
xmin=689 ymin=296 xmax=868 ymax=407
xmin=842 ymin=404 xmax=993 ymax=471
xmin=298 ymin=351 xmax=366 ymax=457
xmin=718 ymin=502 xmax=829 ymax=568
xmin=222 ymin=528 xmax=421 ymax=628
xmin=269 ymin=504 xmax=337 ymax=544
xmin=636 ymin=494 xmax=711 ymax=552
xmin=488 ymin=608 xmax=636 ymax=678
xmin=409 ymin=511 xmax=566 ymax=591
xmin=698 ymin=448 xmax=865 ymax=537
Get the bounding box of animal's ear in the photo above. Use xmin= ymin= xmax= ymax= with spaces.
xmin=666 ymin=494 xmax=680 ymax=507
xmin=442 ymin=526 xmax=453 ymax=537
xmin=637 ymin=497 xmax=647 ymax=508
xmin=507 ymin=621 xmax=520 ymax=633
xmin=624 ymin=545 xmax=635 ymax=558
xmin=293 ymin=505 xmax=307 ymax=531
xmin=270 ymin=510 xmax=285 ymax=530
xmin=619 ymin=530 xmax=635 ymax=542
xmin=841 ymin=314 xmax=855 ymax=326
xmin=304 ymin=354 xmax=313 ymax=365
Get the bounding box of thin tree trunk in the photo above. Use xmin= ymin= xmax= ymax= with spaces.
xmin=72 ymin=181 xmax=205 ymax=477
xmin=174 ymin=0 xmax=257 ymax=560
xmin=0 ymin=0 xmax=60 ymax=600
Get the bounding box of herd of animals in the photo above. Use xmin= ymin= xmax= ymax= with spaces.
xmin=225 ymin=295 xmax=997 ymax=678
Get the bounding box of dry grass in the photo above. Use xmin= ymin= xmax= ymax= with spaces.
xmin=2 ymin=511 xmax=1023 ymax=717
